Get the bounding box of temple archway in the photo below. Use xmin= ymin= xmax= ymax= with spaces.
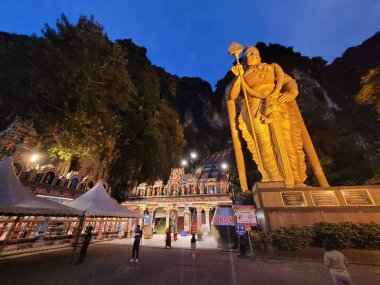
xmin=43 ymin=171 xmax=56 ymax=184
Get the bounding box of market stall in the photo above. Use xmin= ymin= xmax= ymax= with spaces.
xmin=0 ymin=157 xmax=83 ymax=253
xmin=67 ymin=183 xmax=143 ymax=239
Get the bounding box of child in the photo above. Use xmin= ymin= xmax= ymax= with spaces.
xmin=191 ymin=234 xmax=196 ymax=259
xmin=324 ymin=240 xmax=353 ymax=285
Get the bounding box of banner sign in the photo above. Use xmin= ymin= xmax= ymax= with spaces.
xmin=213 ymin=215 xmax=235 ymax=226
xmin=236 ymin=224 xmax=246 ymax=236
xmin=233 ymin=205 xmax=257 ymax=226
xmin=143 ymin=215 xmax=150 ymax=226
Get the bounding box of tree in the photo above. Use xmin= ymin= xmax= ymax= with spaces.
xmin=33 ymin=15 xmax=137 ymax=163
xmin=356 ymin=66 xmax=380 ymax=120
xmin=108 ymin=39 xmax=185 ymax=201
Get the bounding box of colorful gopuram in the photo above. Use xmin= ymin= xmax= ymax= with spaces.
xmin=123 ymin=150 xmax=232 ymax=235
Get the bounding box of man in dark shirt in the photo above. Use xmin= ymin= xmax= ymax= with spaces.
xmin=129 ymin=225 xmax=142 ymax=263
xmin=77 ymin=225 xmax=93 ymax=264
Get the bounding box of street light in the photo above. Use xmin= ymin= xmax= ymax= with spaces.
xmin=30 ymin=153 xmax=40 ymax=163
xmin=190 ymin=152 xmax=197 ymax=159
xmin=181 ymin=160 xmax=188 ymax=167
xmin=221 ymin=163 xmax=228 ymax=170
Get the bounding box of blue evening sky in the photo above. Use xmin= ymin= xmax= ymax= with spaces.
xmin=0 ymin=0 xmax=379 ymax=88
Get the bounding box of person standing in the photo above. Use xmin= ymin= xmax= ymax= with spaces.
xmin=165 ymin=227 xmax=172 ymax=248
xmin=130 ymin=225 xmax=142 ymax=263
xmin=324 ymin=240 xmax=353 ymax=285
xmin=190 ymin=234 xmax=197 ymax=259
xmin=76 ymin=225 xmax=93 ymax=264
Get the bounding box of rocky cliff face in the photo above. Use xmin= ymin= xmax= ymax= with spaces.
xmin=0 ymin=30 xmax=379 ymax=188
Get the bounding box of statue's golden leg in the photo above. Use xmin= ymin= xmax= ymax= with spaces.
xmin=252 ymin=116 xmax=283 ymax=181
xmin=227 ymin=99 xmax=249 ymax=191
xmin=290 ymin=101 xmax=330 ymax=187
xmin=289 ymin=104 xmax=307 ymax=183
xmin=279 ymin=104 xmax=306 ymax=184
xmin=265 ymin=102 xmax=295 ymax=187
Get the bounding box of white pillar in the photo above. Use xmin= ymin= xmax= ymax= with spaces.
xmin=165 ymin=208 xmax=170 ymax=228
xmin=196 ymin=207 xmax=202 ymax=231
xmin=184 ymin=205 xmax=191 ymax=232
xmin=205 ymin=206 xmax=211 ymax=235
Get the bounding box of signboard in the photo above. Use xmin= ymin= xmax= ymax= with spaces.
xmin=341 ymin=189 xmax=375 ymax=206
xmin=281 ymin=191 xmax=307 ymax=207
xmin=310 ymin=191 xmax=339 ymax=206
xmin=213 ymin=215 xmax=235 ymax=226
xmin=143 ymin=226 xmax=153 ymax=239
xmin=143 ymin=215 xmax=150 ymax=226
xmin=233 ymin=205 xmax=257 ymax=226
xmin=235 ymin=224 xmax=246 ymax=237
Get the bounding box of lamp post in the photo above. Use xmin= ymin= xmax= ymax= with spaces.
xmin=29 ymin=152 xmax=41 ymax=170
xmin=190 ymin=152 xmax=197 ymax=160
xmin=180 ymin=151 xmax=198 ymax=174
xmin=220 ymin=162 xmax=232 ymax=198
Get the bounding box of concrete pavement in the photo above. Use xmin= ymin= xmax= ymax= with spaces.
xmin=1 ymin=239 xmax=379 ymax=285
xmin=99 ymin=234 xmax=219 ymax=250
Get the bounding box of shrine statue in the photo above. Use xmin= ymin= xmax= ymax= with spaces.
xmin=226 ymin=43 xmax=329 ymax=189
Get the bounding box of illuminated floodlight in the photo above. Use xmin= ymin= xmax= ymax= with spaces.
xmin=190 ymin=152 xmax=197 ymax=159
xmin=30 ymin=153 xmax=40 ymax=163
xmin=181 ymin=160 xmax=188 ymax=166
xmin=221 ymin=163 xmax=228 ymax=170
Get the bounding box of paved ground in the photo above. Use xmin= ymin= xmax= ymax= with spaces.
xmin=100 ymin=234 xmax=218 ymax=250
xmin=0 ymin=236 xmax=379 ymax=285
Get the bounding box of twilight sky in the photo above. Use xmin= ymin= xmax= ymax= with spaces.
xmin=0 ymin=0 xmax=379 ymax=88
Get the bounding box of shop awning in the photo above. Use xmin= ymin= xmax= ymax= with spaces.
xmin=0 ymin=157 xmax=83 ymax=217
xmin=67 ymin=183 xmax=143 ymax=218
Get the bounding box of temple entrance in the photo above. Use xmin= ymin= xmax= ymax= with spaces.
xmin=146 ymin=205 xmax=217 ymax=236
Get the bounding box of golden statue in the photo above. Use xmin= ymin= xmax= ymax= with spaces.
xmin=226 ymin=42 xmax=329 ymax=189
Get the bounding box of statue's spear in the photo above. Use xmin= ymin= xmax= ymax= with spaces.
xmin=228 ymin=42 xmax=268 ymax=180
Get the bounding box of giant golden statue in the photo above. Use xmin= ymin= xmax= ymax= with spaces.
xmin=226 ymin=43 xmax=329 ymax=189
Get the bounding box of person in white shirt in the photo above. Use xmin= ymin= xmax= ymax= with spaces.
xmin=324 ymin=240 xmax=353 ymax=285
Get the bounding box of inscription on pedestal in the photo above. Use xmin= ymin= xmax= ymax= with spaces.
xmin=280 ymin=192 xmax=307 ymax=207
xmin=341 ymin=189 xmax=374 ymax=206
xmin=310 ymin=191 xmax=339 ymax=206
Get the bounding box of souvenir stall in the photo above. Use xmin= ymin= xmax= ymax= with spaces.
xmin=67 ymin=183 xmax=143 ymax=240
xmin=0 ymin=157 xmax=83 ymax=254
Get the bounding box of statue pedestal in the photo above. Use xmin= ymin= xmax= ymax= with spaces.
xmin=252 ymin=182 xmax=380 ymax=233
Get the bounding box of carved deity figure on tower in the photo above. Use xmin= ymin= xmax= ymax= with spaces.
xmin=226 ymin=42 xmax=329 ymax=189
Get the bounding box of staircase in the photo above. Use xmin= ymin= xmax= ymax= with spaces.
xmin=154 ymin=218 xmax=166 ymax=234
xmin=177 ymin=217 xmax=184 ymax=232
xmin=191 ymin=212 xmax=206 ymax=233
xmin=191 ymin=212 xmax=197 ymax=233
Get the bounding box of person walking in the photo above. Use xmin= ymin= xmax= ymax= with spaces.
xmin=190 ymin=233 xmax=197 ymax=259
xmin=324 ymin=240 xmax=353 ymax=285
xmin=165 ymin=227 xmax=172 ymax=248
xmin=130 ymin=225 xmax=142 ymax=263
xmin=76 ymin=225 xmax=93 ymax=264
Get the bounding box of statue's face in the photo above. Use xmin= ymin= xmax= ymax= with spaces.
xmin=245 ymin=47 xmax=261 ymax=66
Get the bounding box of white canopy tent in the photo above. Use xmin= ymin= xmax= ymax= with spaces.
xmin=67 ymin=182 xmax=142 ymax=218
xmin=0 ymin=157 xmax=83 ymax=217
